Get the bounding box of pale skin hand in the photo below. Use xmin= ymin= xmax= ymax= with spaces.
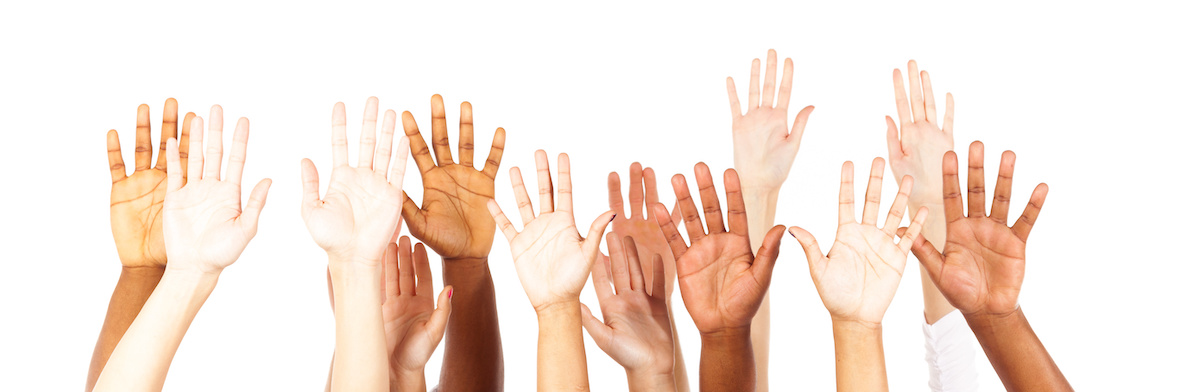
xmin=582 ymin=234 xmax=675 ymax=392
xmin=382 ymin=237 xmax=453 ymax=391
xmin=302 ymin=98 xmax=409 ymax=392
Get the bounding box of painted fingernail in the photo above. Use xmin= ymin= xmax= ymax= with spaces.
xmin=448 ymin=288 xmax=453 ymax=299
xmin=788 ymin=230 xmax=797 ymax=238
xmin=609 ymin=213 xmax=617 ymax=222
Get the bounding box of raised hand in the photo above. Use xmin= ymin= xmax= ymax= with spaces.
xmin=301 ymin=97 xmax=409 ymax=266
xmin=912 ymin=142 xmax=1049 ymax=317
xmin=582 ymin=234 xmax=674 ymax=390
xmin=727 ymin=49 xmax=815 ymax=191
xmin=657 ymin=164 xmax=785 ymax=334
xmin=163 ymin=105 xmax=272 ymax=273
xmin=382 ymin=237 xmax=452 ymax=390
xmin=791 ymin=158 xmax=928 ymax=323
xmin=401 ymin=95 xmax=506 ymax=259
xmin=107 ymin=99 xmax=195 ymax=268
xmin=488 ymin=150 xmax=614 ymax=310
xmin=608 ymin=163 xmax=681 ymax=298
xmin=886 ymin=60 xmax=954 ymax=200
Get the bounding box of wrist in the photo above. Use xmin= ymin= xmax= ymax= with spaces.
xmin=699 ymin=325 xmax=752 ymax=344
xmin=741 ymin=185 xmax=780 ymax=199
xmin=390 ymin=367 xmax=426 ymax=391
xmin=626 ymin=368 xmax=676 ymax=392
xmin=831 ymin=318 xmax=884 ymax=335
xmin=120 ymin=265 xmax=166 ymax=279
xmin=963 ymin=306 xmax=1023 ymax=330
xmin=443 ymin=257 xmax=490 ymax=276
xmin=159 ymin=267 xmax=221 ymax=292
xmin=534 ymin=299 xmax=581 ymax=318
xmin=328 ymin=255 xmax=380 ymax=275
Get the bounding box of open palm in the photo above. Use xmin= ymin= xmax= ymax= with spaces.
xmin=488 ymin=150 xmax=613 ymax=310
xmin=727 ymin=49 xmax=815 ymax=189
xmin=401 ymin=96 xmax=507 ymax=260
xmin=656 ymin=164 xmax=785 ymax=333
xmin=582 ymin=234 xmax=673 ymax=374
xmin=886 ymin=60 xmax=954 ymax=199
xmin=107 ymin=99 xmax=195 ymax=268
xmin=608 ymin=163 xmax=682 ymax=298
xmin=381 ymin=237 xmax=452 ymax=377
xmin=791 ymin=159 xmax=927 ymax=324
xmin=912 ymin=142 xmax=1049 ymax=317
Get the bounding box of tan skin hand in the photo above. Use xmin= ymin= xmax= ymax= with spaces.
xmin=608 ymin=163 xmax=682 ymax=298
xmin=887 ymin=60 xmax=955 ymax=200
xmin=583 ymin=234 xmax=674 ymax=375
xmin=382 ymin=237 xmax=452 ymax=379
xmin=107 ymin=99 xmax=195 ymax=268
xmin=401 ymin=95 xmax=507 ymax=260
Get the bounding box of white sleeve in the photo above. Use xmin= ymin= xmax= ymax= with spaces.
xmin=924 ymin=309 xmax=979 ymax=392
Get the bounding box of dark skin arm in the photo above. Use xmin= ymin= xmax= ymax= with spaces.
xmin=88 ymin=100 xmax=192 ymax=391
xmin=911 ymin=141 xmax=1071 ymax=391
xmin=699 ymin=327 xmax=756 ymax=391
xmin=400 ymin=95 xmax=506 ymax=390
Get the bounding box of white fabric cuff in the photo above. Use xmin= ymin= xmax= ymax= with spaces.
xmin=924 ymin=309 xmax=979 ymax=392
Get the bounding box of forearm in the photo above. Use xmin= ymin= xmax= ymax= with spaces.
xmin=744 ymin=187 xmax=778 ymax=391
xmin=535 ymin=301 xmax=589 ymax=392
xmin=669 ymin=305 xmax=690 ymax=392
xmin=965 ymin=308 xmax=1072 ymax=391
xmin=439 ymin=258 xmax=504 ymax=390
xmin=699 ymin=327 xmax=756 ymax=391
xmin=330 ymin=261 xmax=389 ymax=392
xmin=87 ymin=266 xmax=164 ymax=391
xmin=831 ymin=320 xmax=888 ymax=391
xmin=910 ymin=197 xmax=956 ymax=323
xmin=92 ymin=269 xmax=217 ymax=392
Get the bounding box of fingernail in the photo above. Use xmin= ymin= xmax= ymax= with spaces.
xmin=448 ymin=288 xmax=453 ymax=299
xmin=609 ymin=213 xmax=617 ymax=222
xmin=788 ymin=230 xmax=797 ymax=238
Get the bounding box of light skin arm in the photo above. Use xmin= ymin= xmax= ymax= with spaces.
xmin=301 ymin=98 xmax=410 ymax=392
xmin=886 ymin=60 xmax=957 ymax=323
xmin=910 ymin=142 xmax=1071 ymax=390
xmin=88 ymin=101 xmax=194 ymax=391
xmin=656 ymin=164 xmax=786 ymax=391
xmin=487 ymin=150 xmax=614 ymax=392
xmin=727 ymin=49 xmax=815 ymax=391
xmin=789 ymin=158 xmax=928 ymax=391
xmin=94 ymin=108 xmax=273 ymax=391
xmin=399 ymin=96 xmax=506 ymax=390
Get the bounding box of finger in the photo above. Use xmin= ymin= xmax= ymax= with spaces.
xmin=414 ymin=243 xmax=433 ymax=296
xmin=943 ymin=93 xmax=955 ymax=134
xmin=580 ymin=304 xmax=614 ymax=349
xmin=397 ymin=237 xmax=416 ymax=296
xmin=134 ymin=104 xmax=153 ymax=171
xmin=966 ymin=141 xmax=987 ymax=218
xmin=331 ymin=102 xmax=348 ymax=167
xmin=650 ymin=255 xmax=666 ymax=300
xmin=762 ymin=49 xmax=777 ymax=107
xmin=425 ymin=286 xmax=454 ymax=345
xmin=582 ymin=211 xmax=617 ymax=264
xmin=535 ymin=150 xmax=554 ymax=214
xmin=373 ymin=110 xmax=397 ymax=175
xmin=777 ymin=57 xmax=794 ymax=110
xmin=106 ymin=130 xmax=126 ymax=182
xmin=862 ymin=157 xmax=886 ymax=226
xmin=225 ymin=118 xmax=250 ymax=187
xmin=673 ymin=174 xmax=705 ymax=243
xmin=487 ymin=199 xmax=519 ymax=242
xmin=725 ymin=169 xmax=748 ymax=237
xmin=187 ymin=116 xmax=204 ymax=182
xmin=401 ymin=192 xmax=428 ymax=237
xmin=509 ymin=167 xmax=536 ymax=225
xmin=898 ymin=207 xmax=928 ymax=253
xmin=623 ymin=236 xmax=646 ymax=293
xmin=300 ymin=159 xmax=321 ymax=216
xmin=384 ymin=242 xmax=400 ymax=296
xmin=628 ymin=162 xmax=645 ymax=219
xmin=726 ymin=77 xmax=742 ymax=119
xmin=695 ymin=163 xmax=725 ymax=234
xmin=238 ymin=178 xmax=272 ymax=233
xmin=788 ymin=227 xmax=825 ymax=270
xmin=178 ymin=112 xmax=194 ymax=179
xmin=654 ymin=203 xmax=688 ymax=260
xmin=882 ymin=176 xmax=914 ymax=236
xmin=838 ymin=161 xmax=856 ymax=225
xmin=786 ymin=105 xmax=815 ymax=150
xmin=431 ymin=95 xmax=454 ymax=165
xmin=751 ymin=225 xmax=786 ymax=286
xmin=748 ymin=58 xmax=761 ymax=109
xmin=885 ymin=116 xmax=903 ymax=161
xmin=921 ymin=71 xmax=937 ymax=123
xmin=1012 ymin=183 xmax=1049 ymax=242
xmin=892 ymin=68 xmax=913 ymax=125
xmin=202 ymin=105 xmax=224 ymax=180
xmin=991 ymin=150 xmax=1017 ymax=224
xmin=557 ymin=153 xmax=573 ymax=213
xmin=165 ymin=138 xmax=183 ymax=191
xmin=591 ymin=251 xmax=614 ymax=302
xmin=358 ymin=96 xmax=379 ymax=168
xmin=942 ymin=151 xmax=964 ymax=222
xmin=155 ymin=98 xmax=178 ymax=170
xmin=911 ymin=233 xmax=947 ymax=278
xmin=608 ymin=171 xmax=625 ymax=220
xmin=459 ymin=101 xmax=475 ymax=167
xmin=607 ymin=233 xmax=630 ymax=293
xmin=643 ymin=167 xmax=661 ymax=208
xmin=908 ymin=60 xmax=926 ymax=122
xmin=401 ymin=111 xmax=436 ymax=174
xmin=670 ymin=202 xmax=684 ymax=227
xmin=482 ymin=128 xmax=506 ymax=179
xmin=388 ymin=136 xmax=410 ymax=188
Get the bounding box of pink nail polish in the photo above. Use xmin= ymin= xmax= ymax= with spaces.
xmin=448 ymin=288 xmax=453 ymax=299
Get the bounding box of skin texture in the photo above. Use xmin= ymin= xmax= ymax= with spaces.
xmin=910 ymin=142 xmax=1072 ymax=391
xmin=488 ymin=150 xmax=614 ymax=392
xmin=301 ymin=98 xmax=409 ymax=392
xmin=885 ymin=60 xmax=959 ymax=324
xmin=382 ymin=237 xmax=453 ymax=391
xmin=789 ymin=158 xmax=928 ymax=392
xmin=88 ymin=99 xmax=195 ymax=391
xmin=606 ymin=163 xmax=689 ymax=391
xmin=582 ymin=235 xmax=676 ymax=392
xmin=655 ymin=164 xmax=786 ymax=392
xmin=93 ymin=107 xmax=272 ymax=392
xmin=726 ymin=49 xmax=814 ymax=391
xmin=400 ymin=95 xmax=506 ymax=390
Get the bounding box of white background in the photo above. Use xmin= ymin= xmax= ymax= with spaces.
xmin=2 ymin=1 xmax=1198 ymax=390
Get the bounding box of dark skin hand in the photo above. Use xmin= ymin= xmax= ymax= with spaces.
xmin=654 ymin=163 xmax=785 ymax=392
xmin=401 ymin=94 xmax=506 ymax=390
xmin=910 ymin=141 xmax=1071 ymax=391
xmin=88 ymin=99 xmax=193 ymax=391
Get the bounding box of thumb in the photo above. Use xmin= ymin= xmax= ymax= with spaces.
xmin=581 ymin=210 xmax=617 ymax=262
xmin=300 ymin=158 xmax=321 ymax=220
xmin=910 ymin=233 xmax=946 ymax=280
xmin=580 ymin=303 xmax=613 ymax=349
xmin=240 ymin=178 xmax=272 ymax=234
xmin=788 ymin=226 xmax=825 ymax=271
xmin=750 ymin=225 xmax=787 ymax=286
xmin=424 ymin=286 xmax=454 ymax=346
